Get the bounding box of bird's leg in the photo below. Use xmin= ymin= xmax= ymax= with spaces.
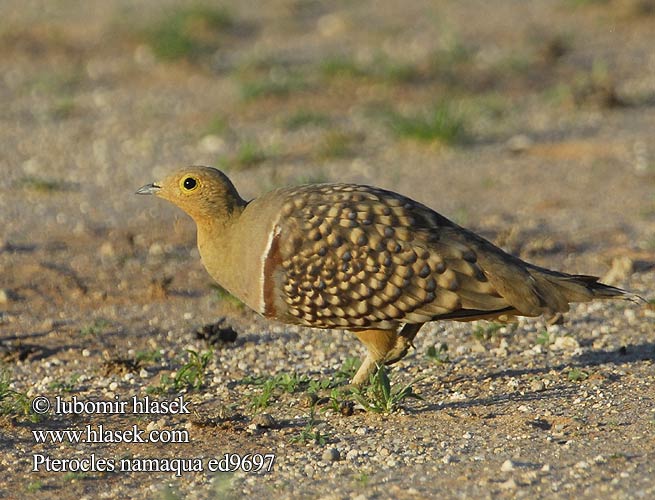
xmin=384 ymin=323 xmax=424 ymax=366
xmin=351 ymin=329 xmax=399 ymax=386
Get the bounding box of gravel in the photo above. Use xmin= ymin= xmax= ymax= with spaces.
xmin=1 ymin=0 xmax=654 ymax=499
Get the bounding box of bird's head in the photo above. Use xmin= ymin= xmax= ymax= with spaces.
xmin=136 ymin=166 xmax=246 ymax=224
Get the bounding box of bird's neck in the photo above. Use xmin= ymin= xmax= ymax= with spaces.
xmin=195 ymin=209 xmax=258 ymax=309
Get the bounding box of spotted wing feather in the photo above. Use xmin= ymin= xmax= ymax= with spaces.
xmin=266 ymin=184 xmax=509 ymax=330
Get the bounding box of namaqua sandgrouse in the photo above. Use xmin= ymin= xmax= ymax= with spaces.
xmin=137 ymin=166 xmax=630 ymax=386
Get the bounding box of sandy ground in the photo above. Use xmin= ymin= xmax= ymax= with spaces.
xmin=1 ymin=1 xmax=654 ymax=498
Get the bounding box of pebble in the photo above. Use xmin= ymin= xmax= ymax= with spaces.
xmin=322 ymin=448 xmax=340 ymax=462
xmin=499 ymin=478 xmax=518 ymax=490
xmin=252 ymin=413 xmax=276 ymax=429
xmin=551 ymin=336 xmax=580 ymax=351
xmin=506 ymin=134 xmax=534 ymax=153
xmin=0 ymin=289 xmax=9 ymax=304
xmin=501 ymin=459 xmax=515 ymax=472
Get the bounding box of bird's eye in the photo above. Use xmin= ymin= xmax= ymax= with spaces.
xmin=182 ymin=177 xmax=198 ymax=191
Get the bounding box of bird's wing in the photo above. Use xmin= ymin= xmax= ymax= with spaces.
xmin=266 ymin=183 xmax=517 ymax=330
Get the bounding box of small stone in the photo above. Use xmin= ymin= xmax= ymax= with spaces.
xmin=109 ymin=381 xmax=118 ymax=391
xmin=551 ymin=335 xmax=579 ymax=351
xmin=196 ymin=319 xmax=238 ymax=345
xmin=501 ymin=459 xmax=515 ymax=472
xmin=506 ymin=134 xmax=533 ymax=153
xmin=499 ymin=478 xmax=517 ymax=490
xmin=575 ymin=460 xmax=589 ymax=469
xmin=0 ymin=289 xmax=10 ymax=304
xmin=442 ymin=454 xmax=454 ymax=464
xmin=541 ymin=464 xmax=551 ymax=472
xmin=340 ymin=400 xmax=354 ymax=416
xmin=531 ymin=379 xmax=545 ymax=392
xmin=345 ymin=449 xmax=359 ymax=461
xmin=81 ymin=349 xmax=91 ymax=357
xmin=322 ymin=448 xmax=340 ymax=462
xmin=299 ymin=393 xmax=318 ymax=408
xmin=252 ymin=413 xmax=276 ymax=429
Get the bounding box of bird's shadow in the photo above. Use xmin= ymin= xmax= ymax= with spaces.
xmin=412 ymin=342 xmax=655 ymax=414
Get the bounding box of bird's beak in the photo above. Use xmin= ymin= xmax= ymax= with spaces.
xmin=136 ymin=183 xmax=161 ymax=196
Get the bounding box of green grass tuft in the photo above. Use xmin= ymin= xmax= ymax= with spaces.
xmin=568 ymin=368 xmax=589 ymax=382
xmin=349 ymin=365 xmax=422 ymax=413
xmin=144 ymin=6 xmax=233 ymax=61
xmin=19 ymin=176 xmax=69 ymax=192
xmin=0 ymin=367 xmax=31 ymax=419
xmin=385 ymin=102 xmax=468 ymax=145
xmin=284 ymin=109 xmax=331 ymax=130
xmin=316 ymin=130 xmax=361 ymax=159
xmin=426 ymin=343 xmax=450 ymax=364
xmin=239 ymin=71 xmax=308 ymax=100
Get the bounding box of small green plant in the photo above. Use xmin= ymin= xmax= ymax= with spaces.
xmin=206 ymin=115 xmax=229 ymax=135
xmin=426 ymin=343 xmax=450 ymax=364
xmin=235 ymin=142 xmax=268 ymax=168
xmin=325 ymin=387 xmax=346 ymax=413
xmin=63 ymin=471 xmax=88 ymax=482
xmin=385 ymin=103 xmax=467 ymax=145
xmin=219 ymin=142 xmax=269 ymax=170
xmin=319 ymin=54 xmax=420 ymax=84
xmin=135 ymin=349 xmax=163 ymax=364
xmin=144 ymin=6 xmax=234 ymax=61
xmin=307 ymin=378 xmax=333 ymax=395
xmin=349 ymin=365 xmax=422 ymax=413
xmin=242 ymin=372 xmax=312 ymax=394
xmin=80 ymin=318 xmax=111 ymax=336
xmin=147 ymin=374 xmax=173 ymax=395
xmin=290 ymin=403 xmax=329 ymax=445
xmin=568 ymin=368 xmax=589 ymax=382
xmin=248 ymin=380 xmax=276 ymax=412
xmin=357 ymin=472 xmax=370 ymax=486
xmin=239 ymin=71 xmax=308 ymax=100
xmin=536 ymin=330 xmax=551 ymax=345
xmin=319 ymin=56 xmax=366 ymax=79
xmin=316 ymin=130 xmax=359 ymax=159
xmin=332 ymin=357 xmax=361 ymax=386
xmin=0 ymin=367 xmax=30 ymax=418
xmin=19 ymin=176 xmax=68 ymax=192
xmin=284 ymin=110 xmax=331 ymax=130
xmin=174 ymin=349 xmax=213 ymax=390
xmin=48 ymin=373 xmax=81 ymax=393
xmin=473 ymin=322 xmax=503 ymax=341
xmin=26 ymin=480 xmax=44 ymax=492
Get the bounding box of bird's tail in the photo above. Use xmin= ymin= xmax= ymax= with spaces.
xmin=526 ymin=263 xmax=640 ymax=313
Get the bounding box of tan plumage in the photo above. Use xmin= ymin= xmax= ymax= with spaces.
xmin=137 ymin=166 xmax=630 ymax=385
